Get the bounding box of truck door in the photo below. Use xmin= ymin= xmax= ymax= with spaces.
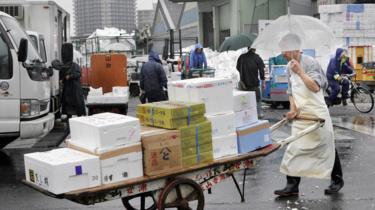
xmin=0 ymin=30 xmax=20 ymax=135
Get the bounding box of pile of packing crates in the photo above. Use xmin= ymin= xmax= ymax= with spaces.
xmin=24 ymin=78 xmax=272 ymax=194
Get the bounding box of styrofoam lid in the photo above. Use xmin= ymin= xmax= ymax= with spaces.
xmin=24 ymin=148 xmax=97 ymax=165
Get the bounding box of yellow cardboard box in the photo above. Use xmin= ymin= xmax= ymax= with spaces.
xmin=136 ymin=101 xmax=205 ymax=119
xmin=182 ymin=151 xmax=213 ymax=168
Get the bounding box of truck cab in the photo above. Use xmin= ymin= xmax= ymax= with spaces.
xmin=0 ymin=12 xmax=54 ymax=148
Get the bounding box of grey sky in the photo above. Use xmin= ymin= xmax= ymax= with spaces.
xmin=27 ymin=0 xmax=157 ymax=35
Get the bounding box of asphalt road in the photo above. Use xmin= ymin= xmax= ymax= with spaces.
xmin=1 ymin=98 xmax=374 ymax=210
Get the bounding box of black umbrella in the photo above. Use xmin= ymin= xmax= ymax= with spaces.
xmin=219 ymin=34 xmax=257 ymax=52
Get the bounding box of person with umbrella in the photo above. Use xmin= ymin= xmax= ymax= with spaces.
xmin=236 ymin=47 xmax=266 ymax=118
xmin=274 ymin=33 xmax=344 ymax=197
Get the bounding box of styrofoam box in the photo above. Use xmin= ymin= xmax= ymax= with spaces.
xmin=212 ymin=133 xmax=238 ymax=159
xmin=112 ymin=86 xmax=129 ymax=96
xmin=69 ymin=113 xmax=141 ymax=153
xmin=205 ymin=112 xmax=235 ymax=138
xmin=68 ymin=141 xmax=143 ymax=185
xmin=319 ymin=4 xmax=345 ymax=14
xmin=233 ymin=90 xmax=256 ymax=112
xmin=101 ymin=149 xmax=143 ymax=184
xmin=87 ymin=93 xmax=129 ymax=104
xmin=24 ymin=148 xmax=101 ymax=194
xmin=235 ymin=107 xmax=258 ymax=128
xmin=168 ymin=78 xmax=233 ymax=115
xmin=89 ymin=87 xmax=103 ymax=96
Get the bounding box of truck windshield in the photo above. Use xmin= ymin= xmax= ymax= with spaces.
xmin=1 ymin=16 xmax=42 ymax=62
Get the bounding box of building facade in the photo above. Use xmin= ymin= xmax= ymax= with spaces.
xmin=137 ymin=5 xmax=156 ymax=30
xmin=74 ymin=0 xmax=136 ymax=36
xmin=151 ymin=0 xmax=199 ymax=55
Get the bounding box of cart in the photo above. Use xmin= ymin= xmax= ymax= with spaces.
xmin=181 ymin=67 xmax=216 ymax=80
xmin=23 ymin=116 xmax=324 ymax=210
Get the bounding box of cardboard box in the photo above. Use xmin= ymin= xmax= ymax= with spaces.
xmin=136 ymin=101 xmax=205 ymax=119
xmin=180 ymin=121 xmax=212 ymax=149
xmin=137 ymin=113 xmax=206 ymax=129
xmin=168 ymin=78 xmax=233 ymax=115
xmin=69 ymin=113 xmax=140 ymax=153
xmin=233 ymin=90 xmax=257 ymax=112
xmin=68 ymin=142 xmax=143 ymax=185
xmin=182 ymin=151 xmax=213 ymax=168
xmin=236 ymin=120 xmax=272 ymax=154
xmin=235 ymin=107 xmax=258 ymax=128
xmin=205 ymin=112 xmax=235 ymax=137
xmin=212 ymin=133 xmax=238 ymax=159
xmin=141 ymin=128 xmax=182 ymax=176
xmin=24 ymin=148 xmax=101 ymax=194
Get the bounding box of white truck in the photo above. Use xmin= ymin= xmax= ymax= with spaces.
xmin=0 ymin=0 xmax=70 ymax=115
xmin=0 ymin=11 xmax=54 ymax=148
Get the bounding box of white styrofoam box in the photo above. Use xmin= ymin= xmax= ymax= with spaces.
xmin=205 ymin=112 xmax=235 ymax=138
xmin=24 ymin=148 xmax=100 ymax=194
xmin=212 ymin=133 xmax=238 ymax=159
xmin=112 ymin=86 xmax=129 ymax=96
xmin=87 ymin=93 xmax=129 ymax=104
xmin=235 ymin=107 xmax=258 ymax=128
xmin=168 ymin=78 xmax=233 ymax=115
xmin=233 ymin=90 xmax=256 ymax=112
xmin=89 ymin=87 xmax=103 ymax=96
xmin=170 ymin=72 xmax=182 ymax=81
xmin=68 ymin=141 xmax=143 ymax=184
xmin=69 ymin=113 xmax=141 ymax=153
xmin=319 ymin=4 xmax=345 ymax=14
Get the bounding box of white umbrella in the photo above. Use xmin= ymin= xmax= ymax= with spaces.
xmin=251 ymin=14 xmax=336 ymax=58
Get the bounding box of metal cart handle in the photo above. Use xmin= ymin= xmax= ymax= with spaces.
xmin=270 ymin=115 xmax=326 ymax=148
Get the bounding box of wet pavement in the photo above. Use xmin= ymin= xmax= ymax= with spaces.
xmin=1 ymin=99 xmax=374 ymax=210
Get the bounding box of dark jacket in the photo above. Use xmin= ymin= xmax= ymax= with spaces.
xmin=236 ymin=50 xmax=265 ymax=88
xmin=140 ymin=51 xmax=168 ymax=102
xmin=189 ymin=43 xmax=207 ymax=69
xmin=327 ymin=48 xmax=354 ymax=80
xmin=60 ymin=62 xmax=86 ymax=116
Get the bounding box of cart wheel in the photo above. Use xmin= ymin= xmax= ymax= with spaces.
xmin=122 ymin=192 xmax=157 ymax=210
xmin=158 ymin=178 xmax=204 ymax=210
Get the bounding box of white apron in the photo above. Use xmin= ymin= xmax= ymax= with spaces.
xmin=280 ymin=70 xmax=335 ymax=179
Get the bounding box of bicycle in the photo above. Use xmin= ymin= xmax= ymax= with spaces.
xmin=325 ymin=73 xmax=374 ymax=113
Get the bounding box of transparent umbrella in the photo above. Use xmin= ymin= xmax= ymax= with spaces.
xmin=251 ymin=14 xmax=336 ymax=58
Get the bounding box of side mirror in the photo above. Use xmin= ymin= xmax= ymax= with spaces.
xmin=18 ymin=38 xmax=28 ymax=62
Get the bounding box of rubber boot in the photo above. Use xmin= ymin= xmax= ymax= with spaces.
xmin=325 ymin=175 xmax=344 ymax=194
xmin=274 ymin=176 xmax=300 ymax=197
xmin=342 ymin=98 xmax=348 ymax=106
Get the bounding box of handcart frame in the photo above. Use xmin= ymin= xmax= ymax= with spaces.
xmin=23 ymin=116 xmax=324 ymax=210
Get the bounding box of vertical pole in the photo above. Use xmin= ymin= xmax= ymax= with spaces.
xmin=179 ymin=29 xmax=182 ymax=58
xmin=170 ymin=29 xmax=174 ymax=59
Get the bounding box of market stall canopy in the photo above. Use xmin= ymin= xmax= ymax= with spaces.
xmin=219 ymin=34 xmax=257 ymax=52
xmin=251 ymin=14 xmax=335 ymax=58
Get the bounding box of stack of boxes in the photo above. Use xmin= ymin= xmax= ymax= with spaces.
xmin=87 ymin=86 xmax=129 ymax=104
xmin=168 ymin=78 xmax=238 ymax=159
xmin=233 ymin=91 xmax=272 ymax=154
xmin=24 ymin=113 xmax=144 ymax=194
xmin=136 ymin=101 xmax=214 ymax=176
xmin=319 ymin=4 xmax=375 ymax=47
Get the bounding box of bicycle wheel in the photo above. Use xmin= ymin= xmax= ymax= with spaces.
xmin=351 ymin=86 xmax=374 ymax=113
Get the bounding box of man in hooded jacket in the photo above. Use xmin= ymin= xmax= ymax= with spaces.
xmin=140 ymin=50 xmax=168 ymax=103
xmin=52 ymin=43 xmax=86 ymax=120
xmin=189 ymin=43 xmax=207 ymax=69
xmin=326 ymin=48 xmax=354 ymax=106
